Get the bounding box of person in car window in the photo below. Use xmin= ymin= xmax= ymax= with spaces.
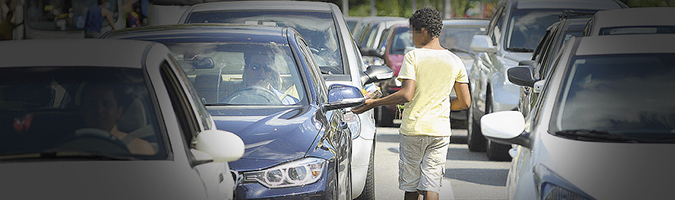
xmin=80 ymin=82 xmax=155 ymax=155
xmin=242 ymin=50 xmax=298 ymax=105
xmin=352 ymin=8 xmax=471 ymax=200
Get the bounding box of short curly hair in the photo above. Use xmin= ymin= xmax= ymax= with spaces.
xmin=409 ymin=7 xmax=443 ymax=38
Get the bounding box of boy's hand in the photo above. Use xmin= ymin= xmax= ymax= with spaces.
xmin=352 ymin=99 xmax=375 ymax=114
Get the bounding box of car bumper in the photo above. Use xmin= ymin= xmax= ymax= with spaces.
xmin=235 ymin=178 xmax=332 ymax=200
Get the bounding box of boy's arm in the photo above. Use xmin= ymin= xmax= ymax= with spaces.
xmin=352 ymin=79 xmax=415 ymax=114
xmin=451 ymin=82 xmax=470 ymax=110
xmin=102 ymin=8 xmax=116 ymax=30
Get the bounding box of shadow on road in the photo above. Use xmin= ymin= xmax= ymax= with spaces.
xmin=445 ymin=168 xmax=509 ymax=186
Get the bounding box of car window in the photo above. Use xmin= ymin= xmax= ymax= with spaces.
xmin=440 ymin=25 xmax=486 ymax=53
xmin=186 ymin=10 xmax=344 ymax=75
xmin=0 ymin=67 xmax=166 ymax=159
xmin=505 ymin=9 xmax=587 ymax=52
xmin=551 ymin=54 xmax=675 ymax=136
xmin=161 ymin=42 xmax=307 ymax=106
xmin=599 ymin=26 xmax=675 ymax=35
xmin=389 ymin=26 xmax=412 ymax=55
xmin=489 ymin=6 xmax=505 ymax=46
xmin=297 ymin=35 xmax=329 ymax=104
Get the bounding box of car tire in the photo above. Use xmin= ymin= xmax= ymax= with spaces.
xmin=486 ymin=139 xmax=512 ymax=161
xmin=355 ymin=141 xmax=375 ymax=200
xmin=467 ymin=104 xmax=486 ymax=152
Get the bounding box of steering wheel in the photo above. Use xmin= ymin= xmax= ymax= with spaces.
xmin=221 ymin=86 xmax=283 ymax=105
xmin=56 ymin=128 xmax=131 ymax=154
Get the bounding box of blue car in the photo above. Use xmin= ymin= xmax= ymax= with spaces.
xmin=102 ymin=24 xmax=385 ymax=199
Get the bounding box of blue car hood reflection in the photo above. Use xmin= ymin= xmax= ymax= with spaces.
xmin=209 ymin=106 xmax=322 ymax=172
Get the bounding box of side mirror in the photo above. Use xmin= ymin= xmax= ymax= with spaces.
xmin=324 ymin=84 xmax=365 ymax=111
xmin=360 ymin=47 xmax=384 ymax=58
xmin=194 ymin=129 xmax=245 ymax=162
xmin=360 ymin=65 xmax=394 ymax=85
xmin=481 ymin=111 xmax=531 ymax=148
xmin=507 ymin=66 xmax=536 ymax=87
xmin=470 ymin=35 xmax=497 ymax=53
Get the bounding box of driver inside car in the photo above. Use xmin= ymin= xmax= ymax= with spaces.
xmin=80 ymin=82 xmax=156 ymax=155
xmin=239 ymin=50 xmax=298 ymax=105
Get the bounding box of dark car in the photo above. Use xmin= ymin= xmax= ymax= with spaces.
xmin=103 ymin=24 xmax=367 ymax=199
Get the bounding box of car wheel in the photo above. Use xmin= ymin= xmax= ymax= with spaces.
xmin=483 ymin=97 xmax=512 ymax=161
xmin=355 ymin=141 xmax=375 ymax=200
xmin=486 ymin=139 xmax=512 ymax=161
xmin=467 ymin=103 xmax=486 ymax=152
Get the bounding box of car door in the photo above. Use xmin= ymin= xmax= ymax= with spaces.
xmin=157 ymin=56 xmax=235 ymax=200
xmin=294 ymin=33 xmax=352 ymax=199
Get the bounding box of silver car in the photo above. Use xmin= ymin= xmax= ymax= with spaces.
xmin=0 ymin=39 xmax=244 ymax=200
xmin=467 ymin=0 xmax=627 ymax=161
xmin=483 ymin=34 xmax=675 ymax=200
xmin=177 ymin=1 xmax=393 ymax=199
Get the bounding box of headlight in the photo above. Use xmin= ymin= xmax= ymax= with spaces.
xmin=243 ymin=157 xmax=326 ymax=188
xmin=343 ymin=112 xmax=361 ymax=139
xmin=534 ymin=165 xmax=594 ymax=200
xmin=541 ymin=183 xmax=591 ymax=200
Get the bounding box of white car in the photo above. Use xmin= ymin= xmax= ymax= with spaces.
xmin=584 ymin=7 xmax=675 ymax=36
xmin=178 ymin=2 xmax=393 ymax=199
xmin=483 ymin=34 xmax=675 ymax=200
xmin=0 ymin=39 xmax=244 ymax=200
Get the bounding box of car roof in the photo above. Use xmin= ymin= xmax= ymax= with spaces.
xmin=187 ymin=1 xmax=334 ymax=12
xmin=587 ymin=7 xmax=675 ymax=35
xmin=443 ymin=19 xmax=490 ymax=26
xmin=575 ymin=35 xmax=675 ymax=56
xmin=509 ymin=0 xmax=626 ymax=10
xmin=0 ymin=39 xmax=154 ymax=68
xmin=105 ymin=24 xmax=290 ymax=45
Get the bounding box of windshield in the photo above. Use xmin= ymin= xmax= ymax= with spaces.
xmin=0 ymin=67 xmax=166 ymax=160
xmin=163 ymin=42 xmax=307 ymax=106
xmin=551 ymin=54 xmax=675 ymax=142
xmin=506 ymin=9 xmax=575 ymax=52
xmin=26 ymin=0 xmax=119 ymax=31
xmin=186 ymin=11 xmax=344 ymax=75
xmin=440 ymin=25 xmax=487 ymax=53
xmin=388 ymin=26 xmax=412 ymax=55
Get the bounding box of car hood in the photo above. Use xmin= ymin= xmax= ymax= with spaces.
xmin=0 ymin=161 xmax=206 ymax=200
xmin=209 ymin=106 xmax=321 ymax=171
xmin=537 ymin=132 xmax=675 ymax=199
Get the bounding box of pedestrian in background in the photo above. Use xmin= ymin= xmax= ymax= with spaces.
xmin=352 ymin=7 xmax=470 ymax=200
xmin=84 ymin=0 xmax=115 ymax=38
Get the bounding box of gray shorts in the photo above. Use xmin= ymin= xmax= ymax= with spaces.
xmin=398 ymin=134 xmax=450 ymax=194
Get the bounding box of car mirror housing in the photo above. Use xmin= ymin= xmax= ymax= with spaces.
xmin=508 ymin=66 xmax=536 ymax=87
xmin=361 ymin=65 xmax=394 ymax=85
xmin=194 ymin=129 xmax=245 ymax=163
xmin=471 ymin=35 xmax=498 ymax=53
xmin=324 ymin=84 xmax=365 ymax=111
xmin=481 ymin=111 xmax=531 ymax=148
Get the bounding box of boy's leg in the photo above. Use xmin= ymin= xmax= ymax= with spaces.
xmin=399 ymin=135 xmax=425 ymax=196
xmin=417 ymin=136 xmax=450 ymax=199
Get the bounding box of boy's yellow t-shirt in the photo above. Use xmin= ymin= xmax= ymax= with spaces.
xmin=397 ymin=48 xmax=468 ymax=137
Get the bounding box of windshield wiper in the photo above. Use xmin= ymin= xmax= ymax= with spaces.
xmin=506 ymin=47 xmax=534 ymax=52
xmin=0 ymin=150 xmax=136 ymax=161
xmin=554 ymin=129 xmax=640 ymax=143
